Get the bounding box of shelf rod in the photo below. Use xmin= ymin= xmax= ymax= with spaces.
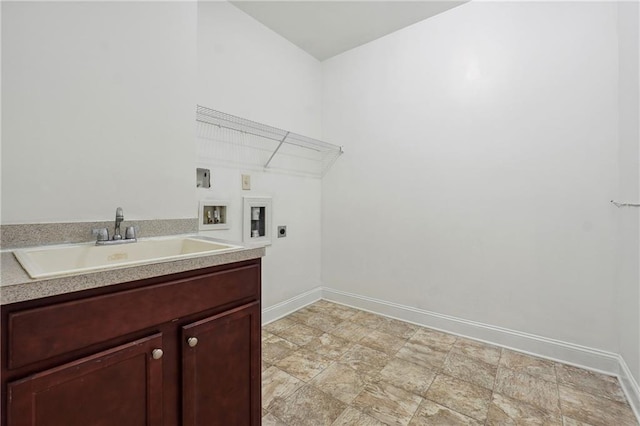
xmin=611 ymin=200 xmax=640 ymax=207
xmin=264 ymin=131 xmax=290 ymax=169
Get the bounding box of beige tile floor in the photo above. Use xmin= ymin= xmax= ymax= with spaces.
xmin=261 ymin=300 xmax=639 ymax=426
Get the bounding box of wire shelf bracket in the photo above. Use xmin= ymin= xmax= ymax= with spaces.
xmin=264 ymin=131 xmax=290 ymax=169
xmin=196 ymin=105 xmax=343 ymax=178
xmin=611 ymin=200 xmax=640 ymax=208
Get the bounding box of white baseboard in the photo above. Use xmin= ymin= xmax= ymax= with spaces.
xmin=321 ymin=287 xmax=620 ymax=372
xmin=618 ymin=355 xmax=640 ymax=421
xmin=262 ymin=286 xmax=322 ymax=325
xmin=321 ymin=286 xmax=640 ymax=422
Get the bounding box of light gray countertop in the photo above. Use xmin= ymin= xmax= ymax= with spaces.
xmin=1 ymin=236 xmax=265 ymax=305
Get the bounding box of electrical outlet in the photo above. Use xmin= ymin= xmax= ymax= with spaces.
xmin=242 ymin=174 xmax=251 ymax=190
xmin=277 ymin=226 xmax=287 ymax=238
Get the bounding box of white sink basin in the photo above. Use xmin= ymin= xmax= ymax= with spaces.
xmin=13 ymin=237 xmax=242 ymax=279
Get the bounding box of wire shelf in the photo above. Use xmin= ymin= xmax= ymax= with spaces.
xmin=196 ymin=105 xmax=343 ymax=178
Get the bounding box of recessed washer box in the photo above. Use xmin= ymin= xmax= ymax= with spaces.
xmin=199 ymin=200 xmax=230 ymax=231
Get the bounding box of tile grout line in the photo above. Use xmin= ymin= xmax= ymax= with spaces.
xmin=485 ymin=347 xmax=504 ymax=426
xmin=489 ymin=362 xmax=567 ymax=422
xmin=554 ymin=360 xmax=564 ymax=422
xmin=267 ymin=409 xmax=288 ymax=426
xmin=406 ymin=335 xmax=472 ymax=423
xmin=405 ymin=396 xmax=423 ymax=425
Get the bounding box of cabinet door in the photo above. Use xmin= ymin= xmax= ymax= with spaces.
xmin=182 ymin=301 xmax=260 ymax=426
xmin=7 ymin=333 xmax=163 ymax=426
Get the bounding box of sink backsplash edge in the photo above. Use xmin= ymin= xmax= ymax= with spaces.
xmin=1 ymin=219 xmax=198 ymax=250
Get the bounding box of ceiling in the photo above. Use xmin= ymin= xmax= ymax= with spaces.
xmin=230 ymin=1 xmax=467 ymax=61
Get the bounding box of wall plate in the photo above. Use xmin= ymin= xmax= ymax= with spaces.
xmin=242 ymin=174 xmax=251 ymax=190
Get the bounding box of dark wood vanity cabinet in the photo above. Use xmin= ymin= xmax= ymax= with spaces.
xmin=1 ymin=258 xmax=262 ymax=426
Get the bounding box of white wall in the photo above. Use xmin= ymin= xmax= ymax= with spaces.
xmin=616 ymin=1 xmax=640 ymax=384
xmin=197 ymin=1 xmax=323 ymax=308
xmin=1 ymin=2 xmax=197 ymax=224
xmin=3 ymin=1 xmax=636 ymax=380
xmin=322 ymin=2 xmax=621 ymax=352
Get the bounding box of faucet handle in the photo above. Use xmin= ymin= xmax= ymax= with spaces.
xmin=125 ymin=226 xmax=138 ymax=240
xmin=92 ymin=228 xmax=109 ymax=242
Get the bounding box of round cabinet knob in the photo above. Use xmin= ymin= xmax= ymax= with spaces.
xmin=187 ymin=337 xmax=198 ymax=348
xmin=151 ymin=349 xmax=164 ymax=360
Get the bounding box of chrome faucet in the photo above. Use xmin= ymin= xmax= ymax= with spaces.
xmin=93 ymin=207 xmax=137 ymax=245
xmin=113 ymin=207 xmax=124 ymax=240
